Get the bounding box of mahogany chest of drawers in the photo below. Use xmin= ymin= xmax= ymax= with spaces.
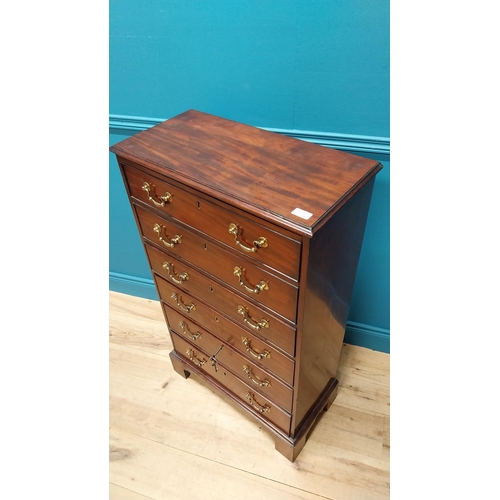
xmin=110 ymin=109 xmax=382 ymax=461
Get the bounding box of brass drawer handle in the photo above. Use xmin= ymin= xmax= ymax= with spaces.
xmin=186 ymin=349 xmax=206 ymax=367
xmin=238 ymin=305 xmax=269 ymax=331
xmin=241 ymin=337 xmax=270 ymax=360
xmin=153 ymin=223 xmax=182 ymax=248
xmin=171 ymin=293 xmax=196 ymax=313
xmin=179 ymin=321 xmax=201 ymax=341
xmin=245 ymin=392 xmax=271 ymax=413
xmin=163 ymin=261 xmax=189 ymax=284
xmin=142 ymin=181 xmax=173 ymax=207
xmin=228 ymin=223 xmax=268 ymax=253
xmin=243 ymin=365 xmax=270 ymax=387
xmin=233 ymin=267 xmax=269 ymax=294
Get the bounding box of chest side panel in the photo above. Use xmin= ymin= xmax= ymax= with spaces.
xmin=291 ymin=177 xmax=377 ymax=434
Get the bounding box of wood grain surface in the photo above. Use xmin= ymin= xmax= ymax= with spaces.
xmin=110 ymin=110 xmax=382 ymax=235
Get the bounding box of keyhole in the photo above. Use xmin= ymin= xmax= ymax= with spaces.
xmin=197 ymin=201 xmax=201 ymax=209
xmin=215 ymin=316 xmax=219 ymax=322
xmin=209 ymin=286 xmax=214 ymax=293
xmin=203 ymin=243 xmax=208 ymax=250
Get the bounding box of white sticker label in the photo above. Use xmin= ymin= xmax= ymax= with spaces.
xmin=291 ymin=208 xmax=313 ymax=220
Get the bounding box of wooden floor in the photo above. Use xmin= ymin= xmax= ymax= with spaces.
xmin=109 ymin=291 xmax=390 ymax=500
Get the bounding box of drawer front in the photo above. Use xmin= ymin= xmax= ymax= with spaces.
xmin=155 ymin=274 xmax=296 ymax=357
xmin=162 ymin=304 xmax=295 ymax=386
xmin=145 ymin=241 xmax=298 ymax=323
xmin=123 ymin=163 xmax=301 ymax=279
xmin=171 ymin=331 xmax=291 ymax=434
xmin=167 ymin=313 xmax=292 ymax=411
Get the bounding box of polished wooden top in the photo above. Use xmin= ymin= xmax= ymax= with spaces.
xmin=110 ymin=109 xmax=382 ymax=236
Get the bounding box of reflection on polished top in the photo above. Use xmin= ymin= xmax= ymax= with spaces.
xmin=110 ymin=109 xmax=382 ymax=235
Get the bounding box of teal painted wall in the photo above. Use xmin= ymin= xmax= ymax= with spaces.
xmin=109 ymin=0 xmax=390 ymax=352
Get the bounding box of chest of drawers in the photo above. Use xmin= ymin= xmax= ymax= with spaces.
xmin=110 ymin=109 xmax=382 ymax=461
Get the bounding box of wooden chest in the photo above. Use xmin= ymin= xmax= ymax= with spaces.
xmin=110 ymin=109 xmax=382 ymax=461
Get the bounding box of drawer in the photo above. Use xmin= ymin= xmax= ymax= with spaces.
xmin=145 ymin=241 xmax=298 ymax=323
xmin=163 ymin=304 xmax=295 ymax=386
xmin=123 ymin=163 xmax=301 ymax=279
xmin=171 ymin=331 xmax=291 ymax=434
xmin=155 ymin=274 xmax=296 ymax=357
xmin=167 ymin=313 xmax=292 ymax=411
